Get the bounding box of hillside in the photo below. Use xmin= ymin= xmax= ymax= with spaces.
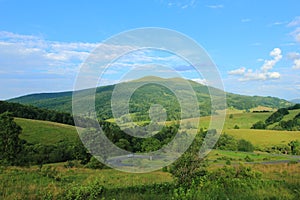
xmin=251 ymin=104 xmax=300 ymax=131
xmin=13 ymin=111 xmax=300 ymax=149
xmin=9 ymin=76 xmax=292 ymax=120
xmin=15 ymin=118 xmax=79 ymax=145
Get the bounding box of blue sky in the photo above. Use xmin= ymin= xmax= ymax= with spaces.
xmin=0 ymin=0 xmax=300 ymax=100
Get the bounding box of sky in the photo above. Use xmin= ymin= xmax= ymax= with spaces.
xmin=0 ymin=0 xmax=300 ymax=100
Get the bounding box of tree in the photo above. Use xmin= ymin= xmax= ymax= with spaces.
xmin=0 ymin=112 xmax=24 ymax=165
xmin=170 ymin=152 xmax=206 ymax=188
xmin=238 ymin=139 xmax=254 ymax=152
xmin=251 ymin=121 xmax=266 ymax=129
xmin=215 ymin=133 xmax=238 ymax=151
xmin=141 ymin=138 xmax=161 ymax=152
xmin=115 ymin=138 xmax=132 ymax=151
xmin=169 ymin=132 xmax=207 ymax=188
xmin=289 ymin=140 xmax=300 ymax=155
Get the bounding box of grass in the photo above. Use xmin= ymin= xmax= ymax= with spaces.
xmin=1 ymin=161 xmax=300 ymax=200
xmin=15 ymin=118 xmax=79 ymax=145
xmin=251 ymin=162 xmax=300 ymax=183
xmin=206 ymin=149 xmax=299 ymax=165
xmin=14 ymin=109 xmax=300 ymax=148
xmin=268 ymin=109 xmax=300 ymax=129
xmin=179 ymin=111 xmax=271 ymax=130
xmin=225 ymin=129 xmax=300 ymax=147
xmin=0 ymin=164 xmax=173 ymax=200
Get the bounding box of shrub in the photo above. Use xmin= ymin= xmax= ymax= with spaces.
xmin=85 ymin=157 xmax=108 ymax=169
xmin=244 ymin=155 xmax=254 ymax=162
xmin=251 ymin=121 xmax=266 ymax=129
xmin=63 ymin=179 xmax=105 ymax=200
xmin=238 ymin=139 xmax=254 ymax=152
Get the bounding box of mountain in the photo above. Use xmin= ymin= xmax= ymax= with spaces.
xmin=9 ymin=76 xmax=292 ymax=121
xmin=291 ymin=99 xmax=300 ymax=104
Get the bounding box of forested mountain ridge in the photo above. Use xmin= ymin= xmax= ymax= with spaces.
xmin=9 ymin=76 xmax=292 ymax=121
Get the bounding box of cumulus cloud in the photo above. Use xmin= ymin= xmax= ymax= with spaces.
xmin=261 ymin=48 xmax=282 ymax=72
xmin=228 ymin=48 xmax=282 ymax=81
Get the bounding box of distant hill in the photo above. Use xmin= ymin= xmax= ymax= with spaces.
xmin=9 ymin=76 xmax=292 ymax=121
xmin=291 ymin=98 xmax=300 ymax=104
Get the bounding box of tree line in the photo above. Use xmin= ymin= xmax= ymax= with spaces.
xmin=0 ymin=101 xmax=75 ymax=125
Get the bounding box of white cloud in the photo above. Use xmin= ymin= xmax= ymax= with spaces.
xmin=287 ymin=52 xmax=300 ymax=60
xmin=228 ymin=48 xmax=282 ymax=81
xmin=0 ymin=31 xmax=98 ymax=72
xmin=0 ymin=31 xmax=140 ymax=78
xmin=287 ymin=16 xmax=300 ymax=27
xmin=292 ymin=59 xmax=300 ymax=69
xmin=191 ymin=78 xmax=208 ymax=85
xmin=257 ymin=58 xmax=264 ymax=62
xmin=228 ymin=67 xmax=246 ymax=75
xmin=206 ymin=4 xmax=223 ymax=9
xmin=287 ymin=52 xmax=300 ymax=70
xmin=270 ymin=21 xmax=287 ymax=26
xmin=268 ymin=72 xmax=281 ymax=79
xmin=165 ymin=0 xmax=197 ymax=9
xmin=292 ymin=28 xmax=300 ymax=43
xmin=261 ymin=48 xmax=282 ymax=72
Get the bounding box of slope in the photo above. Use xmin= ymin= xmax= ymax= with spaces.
xmin=15 ymin=118 xmax=79 ymax=145
xmin=9 ymin=76 xmax=292 ymax=121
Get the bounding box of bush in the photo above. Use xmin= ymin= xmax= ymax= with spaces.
xmin=39 ymin=166 xmax=61 ymax=181
xmin=63 ymin=179 xmax=105 ymax=200
xmin=251 ymin=121 xmax=266 ymax=129
xmin=85 ymin=157 xmax=108 ymax=169
xmin=234 ymin=124 xmax=240 ymax=129
xmin=244 ymin=155 xmax=254 ymax=162
xmin=238 ymin=139 xmax=254 ymax=152
xmin=215 ymin=133 xmax=238 ymax=151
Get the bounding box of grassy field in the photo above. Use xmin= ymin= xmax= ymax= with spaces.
xmin=14 ymin=109 xmax=300 ymax=148
xmin=15 ymin=118 xmax=79 ymax=145
xmin=2 ymin=113 xmax=300 ymax=199
xmin=206 ymin=149 xmax=299 ymax=164
xmin=0 ymin=164 xmax=172 ymax=200
xmin=1 ymin=161 xmax=299 ymax=200
xmin=180 ymin=111 xmax=271 ymax=130
xmin=225 ymin=129 xmax=300 ymax=148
